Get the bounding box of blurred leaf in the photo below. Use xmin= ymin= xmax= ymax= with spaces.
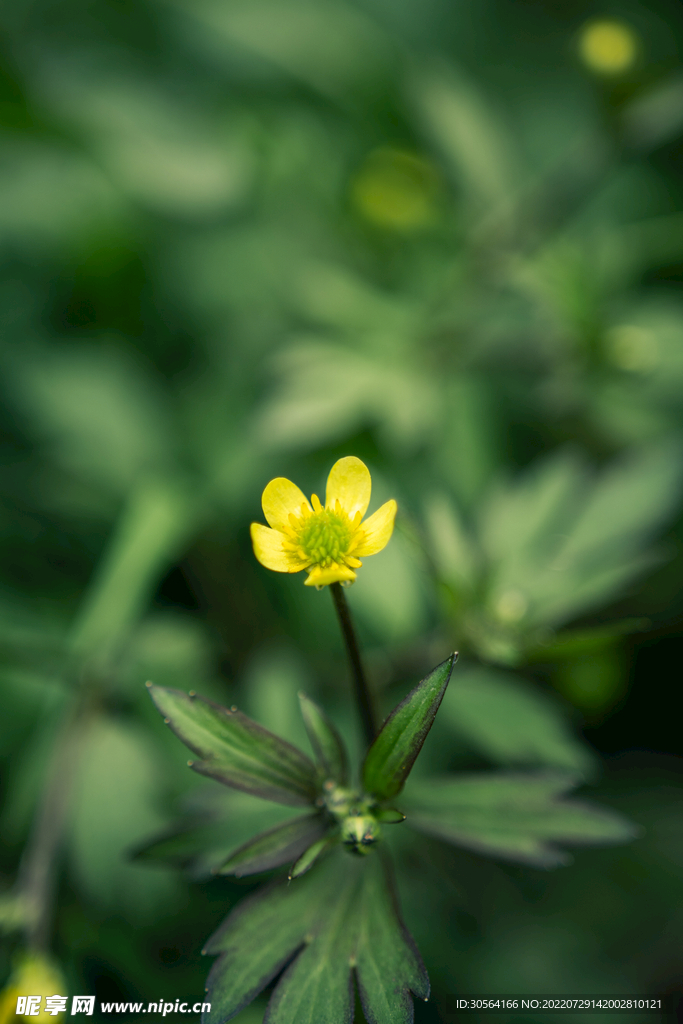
xmin=243 ymin=649 xmax=311 ymax=752
xmin=424 ymin=494 xmax=479 ymax=595
xmin=148 ymin=686 xmax=318 ymax=806
xmin=167 ymin=0 xmax=396 ymax=102
xmin=219 ymin=813 xmax=327 ymax=877
xmin=529 ymin=619 xmax=649 ymax=660
xmin=70 ymin=480 xmax=199 ymax=664
xmin=439 ymin=667 xmax=595 ymax=774
xmin=68 ymin=717 xmax=181 ymax=921
xmin=553 ymin=647 xmax=628 ymax=716
xmin=123 ymin=614 xmax=219 ymax=695
xmin=450 ymin=444 xmax=683 ymax=659
xmin=404 ymin=773 xmax=638 ymax=868
xmin=352 ymin=524 xmax=429 ymax=643
xmin=134 ymin=789 xmax=301 ymax=878
xmin=298 ymin=693 xmax=348 ymax=784
xmin=363 ymin=654 xmax=456 ymax=800
xmin=622 ymin=74 xmax=683 ymax=151
xmin=12 ymin=346 xmax=174 ymax=495
xmin=606 ymin=211 xmax=683 ymax=287
xmin=0 ymin=140 xmax=123 ymax=249
xmin=256 ymin=340 xmax=439 ymax=453
xmin=410 ymin=67 xmax=518 ymax=213
xmin=204 ymin=848 xmax=427 ymax=1024
xmin=552 ymin=443 xmax=682 ymax=565
xmin=35 ymin=68 xmax=254 ymax=218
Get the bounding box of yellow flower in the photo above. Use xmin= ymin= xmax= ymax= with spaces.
xmin=250 ymin=456 xmax=397 ymax=588
xmin=0 ymin=953 xmax=67 ymax=1024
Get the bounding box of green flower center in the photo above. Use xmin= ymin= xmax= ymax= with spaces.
xmin=299 ymin=510 xmax=350 ymax=567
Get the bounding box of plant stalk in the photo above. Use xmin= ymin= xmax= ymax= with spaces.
xmin=16 ymin=691 xmax=89 ymax=952
xmin=330 ymin=582 xmax=377 ymax=748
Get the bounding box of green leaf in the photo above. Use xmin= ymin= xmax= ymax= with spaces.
xmin=477 ymin=444 xmax=682 ymax=637
xmin=70 ymin=480 xmax=198 ymax=665
xmin=204 ymin=848 xmax=427 ymax=1024
xmin=404 ymin=773 xmax=639 ymax=868
xmin=363 ymin=654 xmax=456 ymax=801
xmin=439 ymin=668 xmax=595 ymax=775
xmin=289 ymin=836 xmax=334 ymax=879
xmin=68 ymin=717 xmax=181 ymax=922
xmin=219 ymin=814 xmax=328 ymax=877
xmin=525 ymin=618 xmax=649 ymax=661
xmin=172 ymin=0 xmax=395 ymax=104
xmin=410 ymin=69 xmax=517 ymax=211
xmin=298 ymin=692 xmax=348 ymax=783
xmin=148 ymin=686 xmax=318 ymax=806
xmin=133 ymin=791 xmax=301 ymax=878
xmin=376 ymin=808 xmax=406 ymax=824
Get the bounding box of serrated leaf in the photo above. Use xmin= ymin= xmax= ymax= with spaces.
xmin=363 ymin=655 xmax=456 ymax=801
xmin=403 ymin=773 xmax=638 ymax=868
xmin=204 ymin=848 xmax=427 ymax=1024
xmin=440 ymin=668 xmax=595 ymax=775
xmin=298 ymin=692 xmax=348 ymax=784
xmin=219 ymin=814 xmax=328 ymax=877
xmin=148 ymin=686 xmax=317 ymax=806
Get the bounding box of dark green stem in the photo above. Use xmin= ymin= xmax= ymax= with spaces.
xmin=17 ymin=689 xmax=90 ymax=951
xmin=330 ymin=582 xmax=377 ymax=748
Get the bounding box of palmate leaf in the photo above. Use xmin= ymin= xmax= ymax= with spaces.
xmin=479 ymin=443 xmax=682 ymax=633
xmin=148 ymin=685 xmax=317 ymax=806
xmin=363 ymin=655 xmax=456 ymax=801
xmin=403 ymin=773 xmax=638 ymax=868
xmin=298 ymin=692 xmax=348 ymax=784
xmin=203 ymin=847 xmax=428 ymax=1024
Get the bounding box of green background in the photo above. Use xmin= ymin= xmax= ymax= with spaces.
xmin=1 ymin=0 xmax=682 ymax=1021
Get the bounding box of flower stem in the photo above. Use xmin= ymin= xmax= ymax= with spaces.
xmin=330 ymin=582 xmax=377 ymax=748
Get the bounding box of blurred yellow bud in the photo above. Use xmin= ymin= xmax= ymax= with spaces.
xmin=578 ymin=20 xmax=639 ymax=75
xmin=0 ymin=954 xmax=68 ymax=1024
xmin=351 ymin=148 xmax=438 ymax=230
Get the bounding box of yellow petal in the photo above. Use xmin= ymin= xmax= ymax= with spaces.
xmin=325 ymin=456 xmax=371 ymax=519
xmin=304 ymin=563 xmax=357 ymax=587
xmin=250 ymin=523 xmax=308 ymax=573
xmin=262 ymin=477 xmax=312 ymax=531
xmin=354 ymin=499 xmax=397 ymax=556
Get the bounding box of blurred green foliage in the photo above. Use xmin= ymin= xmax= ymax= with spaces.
xmin=2 ymin=0 xmax=683 ymax=1019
